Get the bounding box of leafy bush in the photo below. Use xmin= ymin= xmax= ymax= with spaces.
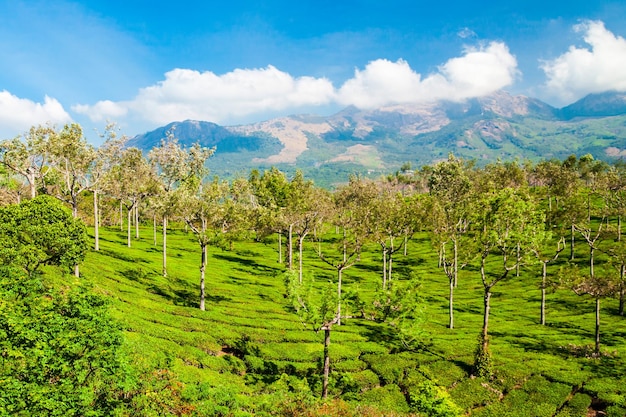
xmin=0 ymin=274 xmax=129 ymax=416
xmin=360 ymin=384 xmax=410 ymax=413
xmin=555 ymin=392 xmax=591 ymax=417
xmin=408 ymin=380 xmax=462 ymax=417
xmin=448 ymin=378 xmax=501 ymax=411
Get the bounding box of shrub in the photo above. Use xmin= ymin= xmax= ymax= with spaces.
xmin=408 ymin=380 xmax=462 ymax=417
xmin=360 ymin=384 xmax=410 ymax=413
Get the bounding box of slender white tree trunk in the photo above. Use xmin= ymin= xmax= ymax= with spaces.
xmin=135 ymin=204 xmax=139 ymax=239
xmin=298 ymin=234 xmax=305 ymax=284
xmin=337 ymin=268 xmax=343 ymax=326
xmin=200 ymin=243 xmax=206 ymax=311
xmin=93 ymin=189 xmax=99 ymax=251
xmin=162 ymin=215 xmax=168 ymax=277
xmin=127 ymin=206 xmax=132 ymax=248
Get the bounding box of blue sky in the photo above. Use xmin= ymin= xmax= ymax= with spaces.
xmin=1 ymin=0 xmax=626 ymax=142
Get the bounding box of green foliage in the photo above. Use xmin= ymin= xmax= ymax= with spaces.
xmin=473 ymin=333 xmax=493 ymax=379
xmin=408 ymin=380 xmax=462 ymax=417
xmin=0 ymin=272 xmax=128 ymax=416
xmin=0 ymin=196 xmax=88 ymax=275
xmin=360 ymin=384 xmax=410 ymax=413
xmin=555 ymin=392 xmax=591 ymax=417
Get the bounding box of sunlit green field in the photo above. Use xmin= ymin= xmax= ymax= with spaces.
xmin=81 ymin=224 xmax=626 ymax=416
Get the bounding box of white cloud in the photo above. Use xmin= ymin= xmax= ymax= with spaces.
xmin=541 ymin=21 xmax=626 ymax=102
xmin=337 ymin=41 xmax=518 ymax=108
xmin=72 ymin=100 xmax=127 ymax=122
xmin=74 ymin=66 xmax=336 ymax=126
xmin=74 ymin=42 xmax=518 ymax=128
xmin=0 ymin=91 xmax=72 ymax=136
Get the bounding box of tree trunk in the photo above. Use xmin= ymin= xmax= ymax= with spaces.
xmin=404 ymin=234 xmax=408 ymax=256
xmin=570 ymin=224 xmax=575 ymax=261
xmin=27 ymin=172 xmax=36 ymax=199
xmin=298 ymin=234 xmax=305 ymax=284
xmin=590 ymin=247 xmax=594 ymax=279
xmin=482 ymin=289 xmax=492 ymax=350
xmin=595 ymin=297 xmax=601 ymax=355
xmin=93 ymin=189 xmax=99 ymax=251
xmin=162 ymin=215 xmax=168 ymax=277
xmin=322 ymin=326 xmax=331 ymax=399
xmin=619 ymin=215 xmax=622 ymax=242
xmin=388 ymin=237 xmax=394 ymax=283
xmin=127 ymin=207 xmax=132 ymax=248
xmin=278 ymin=232 xmax=283 ymax=264
xmin=200 ymin=243 xmax=207 ymax=311
xmin=342 ymin=228 xmax=347 ymax=263
xmin=449 ymin=277 xmax=454 ymax=329
xmin=135 ymin=204 xmax=139 ymax=239
xmin=453 ymin=238 xmax=458 ymax=288
xmin=541 ymin=261 xmax=547 ymax=325
xmin=382 ymin=245 xmax=387 ymax=290
xmin=337 ymin=268 xmax=343 ymax=326
xmin=548 ymin=195 xmax=552 ymax=212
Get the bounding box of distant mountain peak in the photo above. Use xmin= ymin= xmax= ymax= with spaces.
xmin=128 ymin=90 xmax=626 ymax=187
xmin=559 ymin=90 xmax=626 ymax=120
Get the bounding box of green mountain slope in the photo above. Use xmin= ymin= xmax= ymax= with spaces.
xmin=129 ymin=91 xmax=626 ymax=185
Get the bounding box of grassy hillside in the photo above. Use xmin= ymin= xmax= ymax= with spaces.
xmin=80 ymin=224 xmax=626 ymax=416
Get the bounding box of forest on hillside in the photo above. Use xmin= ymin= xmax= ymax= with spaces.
xmin=1 ymin=123 xmax=626 ymax=416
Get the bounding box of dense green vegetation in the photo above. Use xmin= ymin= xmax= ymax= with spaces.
xmin=2 ymin=123 xmax=626 ymax=416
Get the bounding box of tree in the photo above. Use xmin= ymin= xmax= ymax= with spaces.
xmin=530 ymin=235 xmax=565 ymax=326
xmin=427 ymin=154 xmax=474 ymax=329
xmin=105 ymin=147 xmax=158 ymax=248
xmin=91 ymin=123 xmax=128 ymax=251
xmin=167 ymin=141 xmax=214 ymax=309
xmin=179 ymin=177 xmax=227 ymax=311
xmin=286 ymin=171 xmax=330 ymax=283
xmin=249 ymin=167 xmax=291 ymax=263
xmin=149 ymin=133 xmax=213 ymax=277
xmin=0 ymin=196 xmax=88 ymax=277
xmin=286 ymin=270 xmax=340 ymax=399
xmin=47 ymin=123 xmax=96 ymax=219
xmin=369 ymin=184 xmax=420 ymax=290
xmin=0 ymin=125 xmax=55 ymax=200
xmin=317 ymin=177 xmax=374 ymax=326
xmin=559 ymin=264 xmax=617 ymax=356
xmin=602 ymin=239 xmax=626 ymax=316
xmin=472 ymin=187 xmax=544 ymax=377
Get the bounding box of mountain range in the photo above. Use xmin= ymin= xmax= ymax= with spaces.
xmin=128 ymin=90 xmax=626 ymax=186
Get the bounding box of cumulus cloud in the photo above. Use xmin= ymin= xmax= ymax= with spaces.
xmin=337 ymin=41 xmax=518 ymax=108
xmin=74 ymin=42 xmax=518 ymax=127
xmin=0 ymin=91 xmax=72 ymax=135
xmin=541 ymin=21 xmax=626 ymax=102
xmin=72 ymin=100 xmax=127 ymax=122
xmin=74 ymin=66 xmax=336 ymax=125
